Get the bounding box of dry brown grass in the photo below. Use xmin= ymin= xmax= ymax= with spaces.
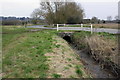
xmin=85 ymin=35 xmax=120 ymax=76
xmin=85 ymin=35 xmax=119 ymax=65
xmin=92 ymin=23 xmax=118 ymax=29
xmin=72 ymin=31 xmax=119 ymax=76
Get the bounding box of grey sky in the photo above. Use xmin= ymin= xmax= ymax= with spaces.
xmin=81 ymin=2 xmax=118 ymax=20
xmin=0 ymin=0 xmax=119 ymax=20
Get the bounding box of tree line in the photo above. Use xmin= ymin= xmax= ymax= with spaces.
xmin=31 ymin=2 xmax=84 ymax=24
xmin=1 ymin=16 xmax=45 ymax=25
xmin=31 ymin=1 xmax=119 ymax=25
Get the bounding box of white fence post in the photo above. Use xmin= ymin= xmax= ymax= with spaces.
xmin=91 ymin=24 xmax=93 ymax=34
xmin=64 ymin=24 xmax=66 ymax=26
xmin=57 ymin=24 xmax=59 ymax=31
xmin=81 ymin=24 xmax=83 ymax=28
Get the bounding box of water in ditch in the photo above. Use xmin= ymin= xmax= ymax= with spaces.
xmin=62 ymin=35 xmax=115 ymax=78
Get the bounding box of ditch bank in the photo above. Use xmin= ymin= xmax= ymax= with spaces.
xmin=58 ymin=31 xmax=120 ymax=78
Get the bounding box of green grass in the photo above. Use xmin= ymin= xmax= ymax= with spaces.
xmin=65 ymin=25 xmax=81 ymax=27
xmin=64 ymin=66 xmax=69 ymax=70
xmin=2 ymin=26 xmax=57 ymax=78
xmin=52 ymin=74 xmax=61 ymax=78
xmin=73 ymin=31 xmax=116 ymax=40
xmin=68 ymin=64 xmax=72 ymax=67
xmin=55 ymin=44 xmax=61 ymax=48
xmin=75 ymin=65 xmax=83 ymax=77
xmin=67 ymin=58 xmax=72 ymax=61
xmin=97 ymin=32 xmax=117 ymax=40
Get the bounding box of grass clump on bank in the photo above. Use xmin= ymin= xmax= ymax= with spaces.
xmin=52 ymin=74 xmax=62 ymax=78
xmin=75 ymin=65 xmax=83 ymax=77
xmin=2 ymin=26 xmax=57 ymax=78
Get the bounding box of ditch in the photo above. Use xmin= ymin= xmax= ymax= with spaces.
xmin=59 ymin=32 xmax=119 ymax=78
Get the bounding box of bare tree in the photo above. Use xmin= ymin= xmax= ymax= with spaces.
xmin=31 ymin=8 xmax=44 ymax=19
xmin=39 ymin=2 xmax=65 ymax=24
xmin=91 ymin=16 xmax=98 ymax=24
xmin=31 ymin=8 xmax=45 ymax=24
xmin=31 ymin=1 xmax=84 ymax=24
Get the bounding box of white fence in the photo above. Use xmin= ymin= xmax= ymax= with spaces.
xmin=56 ymin=24 xmax=93 ymax=34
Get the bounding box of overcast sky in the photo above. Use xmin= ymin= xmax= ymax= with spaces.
xmin=0 ymin=0 xmax=119 ymax=20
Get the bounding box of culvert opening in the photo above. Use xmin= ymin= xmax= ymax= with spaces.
xmin=63 ymin=36 xmax=72 ymax=43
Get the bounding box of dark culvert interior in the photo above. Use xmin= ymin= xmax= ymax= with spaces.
xmin=63 ymin=36 xmax=72 ymax=43
xmin=60 ymin=33 xmax=116 ymax=78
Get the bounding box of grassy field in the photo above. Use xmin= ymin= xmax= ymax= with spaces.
xmin=93 ymin=23 xmax=118 ymax=29
xmin=2 ymin=26 xmax=92 ymax=78
xmin=2 ymin=26 xmax=57 ymax=78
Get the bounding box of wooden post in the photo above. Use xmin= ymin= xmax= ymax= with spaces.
xmin=91 ymin=24 xmax=93 ymax=34
xmin=57 ymin=24 xmax=59 ymax=31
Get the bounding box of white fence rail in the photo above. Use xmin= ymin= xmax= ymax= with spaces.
xmin=56 ymin=24 xmax=93 ymax=34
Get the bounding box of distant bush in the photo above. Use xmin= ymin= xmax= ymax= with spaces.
xmin=2 ymin=20 xmax=22 ymax=25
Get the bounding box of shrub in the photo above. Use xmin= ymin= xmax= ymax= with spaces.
xmin=2 ymin=20 xmax=22 ymax=25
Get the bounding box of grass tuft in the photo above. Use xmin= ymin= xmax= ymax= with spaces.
xmin=52 ymin=74 xmax=62 ymax=78
xmin=75 ymin=65 xmax=83 ymax=77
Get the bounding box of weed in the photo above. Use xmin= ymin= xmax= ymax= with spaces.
xmin=75 ymin=65 xmax=83 ymax=76
xmin=64 ymin=66 xmax=69 ymax=70
xmin=69 ymin=75 xmax=75 ymax=78
xmin=62 ymin=51 xmax=64 ymax=54
xmin=68 ymin=64 xmax=72 ymax=67
xmin=76 ymin=57 xmax=81 ymax=61
xmin=67 ymin=58 xmax=72 ymax=61
xmin=52 ymin=74 xmax=61 ymax=78
xmin=55 ymin=44 xmax=61 ymax=48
